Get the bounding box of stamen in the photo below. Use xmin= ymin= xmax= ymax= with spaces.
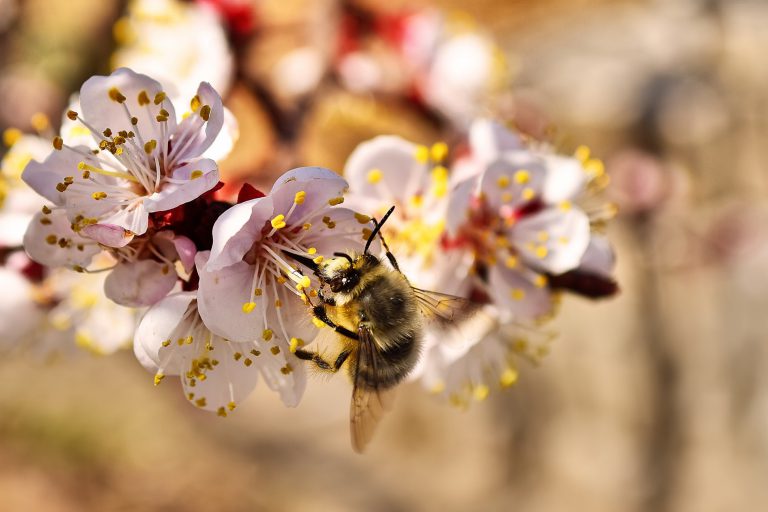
xmin=78 ymin=162 xmax=139 ymax=183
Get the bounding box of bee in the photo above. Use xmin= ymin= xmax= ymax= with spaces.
xmin=287 ymin=206 xmax=476 ymax=453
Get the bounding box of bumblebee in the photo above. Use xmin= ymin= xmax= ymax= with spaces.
xmin=288 ymin=206 xmax=475 ymax=453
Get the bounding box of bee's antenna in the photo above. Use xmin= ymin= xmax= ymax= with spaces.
xmin=364 ymin=206 xmax=395 ymax=255
xmin=334 ymin=252 xmax=354 ymax=264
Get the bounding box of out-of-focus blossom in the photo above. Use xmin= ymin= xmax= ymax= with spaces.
xmin=135 ymin=290 xmax=305 ymax=414
xmin=0 ymin=266 xmax=44 ymax=350
xmin=112 ymin=0 xmax=234 ymax=106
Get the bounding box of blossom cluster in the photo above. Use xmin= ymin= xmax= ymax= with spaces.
xmin=0 ymin=0 xmax=618 ymax=420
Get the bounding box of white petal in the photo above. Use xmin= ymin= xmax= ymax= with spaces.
xmin=0 ymin=267 xmax=44 ymax=349
xmin=181 ymin=339 xmax=260 ymax=414
xmin=469 ymin=118 xmax=523 ymax=162
xmin=254 ymin=339 xmax=307 ymax=407
xmin=202 ymin=106 xmax=238 ymax=162
xmin=21 ymin=146 xmax=93 ymax=204
xmin=510 ymin=207 xmax=591 ymax=274
xmin=169 ymin=82 xmax=225 ymax=162
xmin=270 ymin=166 xmax=349 ymax=220
xmin=541 ymin=154 xmax=587 ymax=203
xmin=487 ymin=265 xmax=553 ymax=321
xmin=196 ymin=256 xmax=267 ymax=342
xmin=23 ymin=210 xmax=100 ymax=268
xmin=104 ymin=259 xmax=178 ymax=307
xmin=80 ymin=68 xmax=178 ymax=149
xmin=206 ymin=196 xmax=273 ymax=272
xmin=445 ymin=176 xmax=477 ymax=236
xmin=144 ymin=158 xmax=219 ymax=212
xmin=344 ymin=136 xmax=427 ymax=204
xmin=479 ymin=152 xmax=547 ymax=211
xmin=134 ymin=291 xmax=198 ymax=374
xmin=577 ymin=235 xmax=616 ymax=277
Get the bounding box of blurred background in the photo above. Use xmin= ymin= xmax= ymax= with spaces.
xmin=2 ymin=0 xmax=768 ymax=510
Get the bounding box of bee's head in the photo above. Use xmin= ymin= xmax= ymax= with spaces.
xmin=318 ymin=252 xmax=377 ymax=293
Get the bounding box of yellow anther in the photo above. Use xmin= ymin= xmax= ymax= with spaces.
xmin=289 ymin=337 xmax=304 ymax=353
xmin=500 ymin=368 xmax=518 ymax=387
xmin=280 ymin=364 xmax=293 ymax=375
xmin=144 ymin=139 xmax=157 ymax=154
xmin=559 ymin=200 xmax=572 ymax=211
xmin=522 ymin=187 xmax=535 ymax=201
xmin=228 ymin=401 xmax=237 ymax=411
xmin=473 ymin=384 xmax=490 ymax=401
xmin=66 ymin=110 xmax=78 ymax=121
xmin=558 ymin=236 xmax=570 ymax=245
xmin=270 ymin=346 xmax=280 ymax=355
xmin=31 ymin=112 xmax=49 ymax=133
xmin=233 ymin=352 xmax=242 ymax=361
xmin=190 ymin=170 xmax=204 ymax=180
xmin=575 ymin=145 xmax=591 ymax=163
xmin=534 ymin=246 xmax=548 ymax=259
xmin=298 ymin=275 xmax=311 ymax=289
xmin=294 ymin=190 xmax=306 ymax=204
xmin=430 ymin=141 xmax=449 ymax=162
xmin=584 ymin=158 xmax=604 ymax=177
xmin=307 ymin=247 xmax=317 ymax=255
xmin=514 ymin=170 xmax=531 ymax=184
xmin=262 ymin=329 xmax=273 ymax=341
xmin=270 ymin=214 xmax=286 ymax=229
xmin=354 ymin=212 xmax=371 ymax=224
xmin=153 ymin=92 xmax=167 ymax=105
xmin=91 ymin=191 xmax=107 ymax=200
xmin=367 ymin=168 xmax=383 ymax=184
xmin=362 ymin=228 xmax=372 ymax=240
xmin=313 ymin=255 xmax=324 ymax=264
xmin=312 ymin=317 xmax=326 ymax=328
xmin=161 ymin=339 xmax=171 ymax=347
xmin=414 ymin=144 xmax=429 ymax=163
xmin=195 ymin=397 xmax=207 ymax=408
xmin=185 ymin=336 xmax=193 ymax=345
xmin=3 ymin=128 xmax=22 ymax=147
xmin=533 ymin=275 xmax=548 ymax=288
xmin=154 ymin=372 xmax=165 ymax=386
xmin=108 ymin=87 xmax=126 ymax=103
xmin=190 ymin=94 xmax=201 ymax=111
xmin=511 ymin=288 xmax=525 ymax=301
xmin=137 ymin=90 xmax=150 ymax=106
xmin=328 ymin=196 xmax=344 ymax=206
xmin=243 ymin=358 xmax=253 ymax=367
xmin=277 ymin=276 xmax=287 ymax=285
xmin=274 ymin=299 xmax=282 ymax=308
xmin=410 ymin=194 xmax=424 ymax=208
xmin=45 ymin=234 xmax=58 ymax=245
xmin=242 ymin=302 xmax=256 ymax=314
xmin=497 ymin=174 xmax=510 ymax=188
xmin=537 ymin=231 xmax=549 ymax=242
xmin=302 ymin=223 xmax=312 ymax=230
xmin=254 ymin=288 xmax=263 ymax=297
xmin=52 ymin=136 xmax=63 ymax=150
xmin=217 ymin=407 xmax=227 ymax=417
xmin=430 ymin=380 xmax=446 ymax=394
xmin=505 ymin=256 xmax=518 ymax=268
xmin=501 ymin=192 xmax=513 ymax=203
xmin=200 ymin=105 xmax=211 ymax=121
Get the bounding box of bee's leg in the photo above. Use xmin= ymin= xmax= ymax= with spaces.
xmin=317 ymin=288 xmax=336 ymax=306
xmin=371 ymin=215 xmax=401 ymax=272
xmin=294 ymin=348 xmax=352 ymax=373
xmin=311 ymin=304 xmax=359 ymax=340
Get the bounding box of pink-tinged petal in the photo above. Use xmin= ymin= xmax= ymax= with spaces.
xmin=468 ymin=119 xmax=523 ymax=163
xmin=80 ymin=68 xmax=177 ymax=148
xmin=144 ymin=158 xmax=219 ymax=212
xmin=104 ymin=260 xmax=178 ymax=307
xmin=95 ymin=201 xmax=150 ymax=239
xmin=255 ymin=338 xmax=307 ymax=407
xmin=23 ymin=210 xmax=100 ymax=268
xmin=577 ymin=235 xmax=616 ymax=277
xmin=301 ymin=207 xmax=371 ymax=257
xmin=541 ymin=154 xmax=587 ymax=204
xmin=196 ymin=255 xmax=267 ymax=341
xmin=270 ymin=166 xmax=349 ymax=220
xmin=344 ymin=136 xmax=427 ymax=204
xmin=80 ymin=224 xmax=135 ymax=248
xmin=510 ymin=207 xmax=591 ymax=274
xmin=181 ymin=338 xmax=261 ymax=413
xmin=169 ymin=82 xmax=225 ymax=162
xmin=487 ymin=265 xmax=553 ymax=321
xmin=201 ymin=107 xmax=238 ymax=162
xmin=21 ymin=145 xmax=95 ymax=204
xmin=479 ymin=152 xmax=547 ymax=211
xmin=445 ymin=176 xmax=477 ymax=236
xmin=134 ymin=291 xmax=198 ymax=375
xmin=0 ymin=211 xmax=35 ymax=248
xmin=172 ymin=235 xmax=197 ymax=273
xmin=206 ymin=196 xmax=273 ymax=272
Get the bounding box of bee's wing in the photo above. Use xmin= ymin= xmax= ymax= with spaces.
xmin=350 ymin=325 xmax=395 ymax=454
xmin=411 ymin=287 xmax=481 ymax=328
